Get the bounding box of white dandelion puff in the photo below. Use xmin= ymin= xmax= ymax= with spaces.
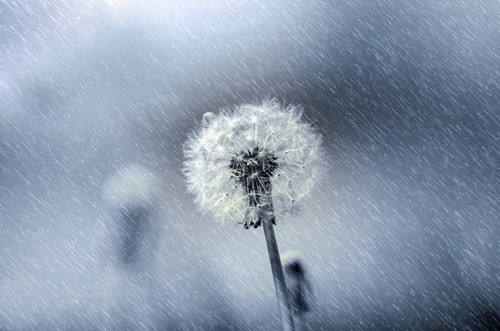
xmin=103 ymin=164 xmax=157 ymax=209
xmin=183 ymin=99 xmax=325 ymax=331
xmin=183 ymin=99 xmax=325 ymax=228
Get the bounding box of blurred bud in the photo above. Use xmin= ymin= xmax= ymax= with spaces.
xmin=281 ymin=251 xmax=314 ymax=315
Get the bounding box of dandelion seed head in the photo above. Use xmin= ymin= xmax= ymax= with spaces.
xmin=103 ymin=164 xmax=157 ymax=208
xmin=184 ymin=99 xmax=325 ymax=225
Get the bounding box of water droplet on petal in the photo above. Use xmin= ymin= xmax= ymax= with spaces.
xmin=202 ymin=112 xmax=216 ymax=127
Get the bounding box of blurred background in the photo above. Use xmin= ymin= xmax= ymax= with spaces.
xmin=0 ymin=0 xmax=499 ymax=329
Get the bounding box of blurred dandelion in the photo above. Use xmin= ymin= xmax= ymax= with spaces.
xmin=103 ymin=164 xmax=158 ymax=268
xmin=102 ymin=164 xmax=162 ymax=329
xmin=103 ymin=164 xmax=157 ymax=209
xmin=184 ymin=99 xmax=324 ymax=331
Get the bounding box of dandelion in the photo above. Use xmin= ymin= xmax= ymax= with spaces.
xmin=103 ymin=164 xmax=158 ymax=267
xmin=184 ymin=99 xmax=325 ymax=331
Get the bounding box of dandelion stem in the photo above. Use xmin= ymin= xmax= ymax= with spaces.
xmin=262 ymin=211 xmax=295 ymax=331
